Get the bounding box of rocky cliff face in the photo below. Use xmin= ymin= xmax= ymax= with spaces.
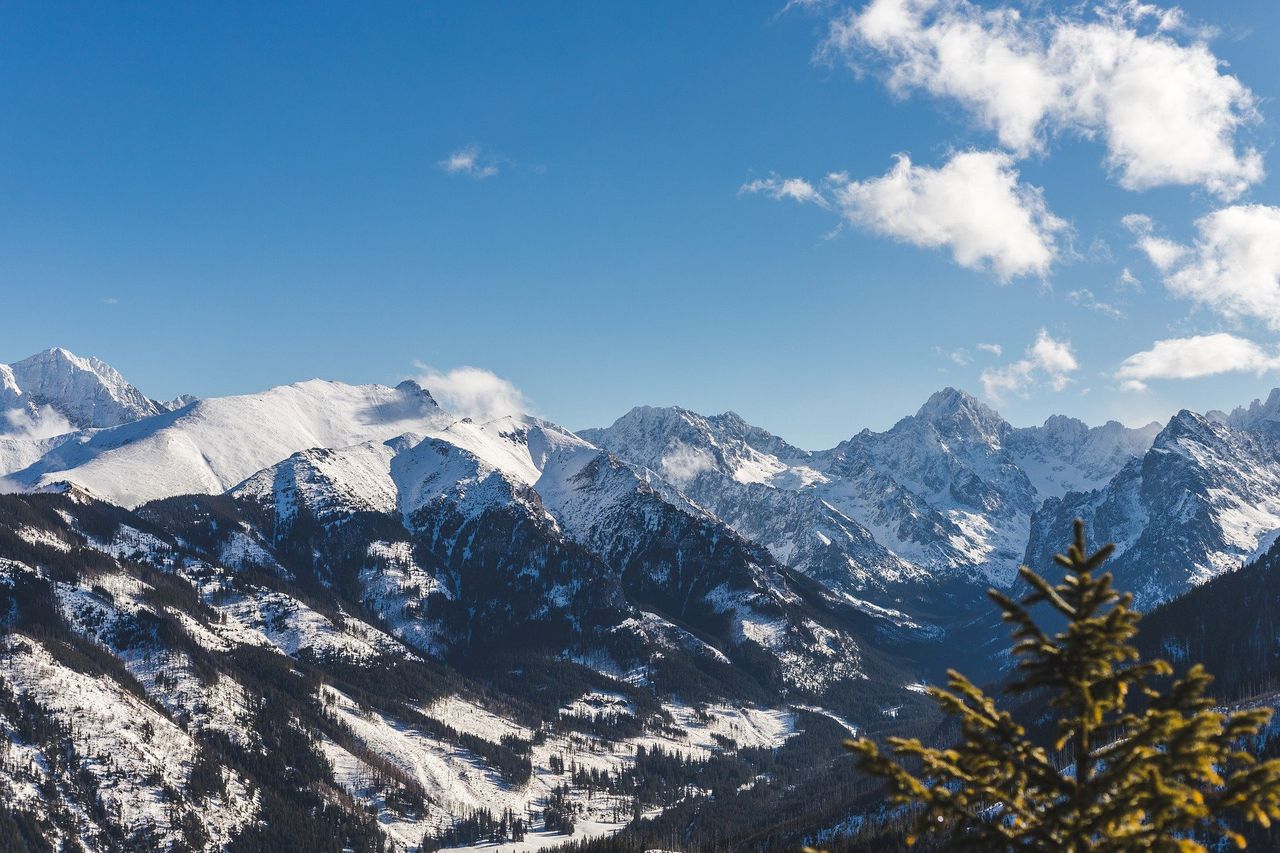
xmin=1026 ymin=410 xmax=1280 ymax=608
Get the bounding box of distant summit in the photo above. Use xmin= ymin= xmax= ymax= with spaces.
xmin=0 ymin=347 xmax=176 ymax=433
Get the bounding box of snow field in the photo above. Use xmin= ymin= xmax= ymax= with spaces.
xmin=317 ymin=687 xmax=796 ymax=851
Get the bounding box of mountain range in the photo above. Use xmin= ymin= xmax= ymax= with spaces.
xmin=2 ymin=346 xmax=1280 ymax=852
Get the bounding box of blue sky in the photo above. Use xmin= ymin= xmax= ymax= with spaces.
xmin=2 ymin=1 xmax=1279 ymax=448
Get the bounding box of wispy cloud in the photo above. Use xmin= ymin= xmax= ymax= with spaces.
xmin=1067 ymin=288 xmax=1124 ymax=318
xmin=1117 ymin=267 xmax=1143 ymax=292
xmin=2 ymin=405 xmax=74 ymax=440
xmin=660 ymin=443 xmax=717 ymax=484
xmin=741 ymin=176 xmax=829 ymax=207
xmin=438 ymin=145 xmax=501 ymax=180
xmin=413 ymin=364 xmax=530 ymax=421
xmin=980 ymin=329 xmax=1079 ymax=400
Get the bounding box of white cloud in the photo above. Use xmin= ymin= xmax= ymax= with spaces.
xmin=1115 ymin=332 xmax=1280 ymax=391
xmin=2 ymin=405 xmax=74 ymax=440
xmin=1138 ymin=236 xmax=1189 ymax=272
xmin=781 ymin=0 xmax=834 ymax=12
xmin=660 ymin=443 xmax=718 ymax=484
xmin=1123 ymin=213 xmax=1189 ymax=271
xmin=1117 ymin=267 xmax=1143 ymax=292
xmin=1029 ymin=329 xmax=1079 ymax=376
xmin=977 ymin=342 xmax=1002 ymax=356
xmin=413 ymin=365 xmax=529 ymax=421
xmin=824 ymin=0 xmax=1263 ymax=197
xmin=740 ymin=176 xmax=828 ymax=206
xmin=745 ymin=150 xmax=1067 ymax=280
xmin=1120 ymin=213 xmax=1152 ymax=232
xmin=947 ymin=347 xmax=972 ymax=366
xmin=980 ymin=328 xmax=1079 ymax=399
xmin=1096 ymin=0 xmax=1193 ymax=34
xmin=1066 ymin=288 xmax=1124 ymax=318
xmin=438 ymin=145 xmax=500 ymax=180
xmin=1129 ymin=205 xmax=1280 ymax=329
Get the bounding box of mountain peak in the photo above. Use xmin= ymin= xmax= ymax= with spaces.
xmin=14 ymin=346 xmax=110 ymax=379
xmin=394 ymin=378 xmax=438 ymax=407
xmin=1155 ymin=408 xmax=1223 ymax=449
xmin=1225 ymin=387 xmax=1280 ymax=431
xmin=912 ymin=388 xmax=1008 ymax=440
xmin=914 ymin=387 xmax=985 ymax=420
xmin=1040 ymin=413 xmax=1088 ymax=433
xmin=3 ymin=347 xmax=164 ymax=431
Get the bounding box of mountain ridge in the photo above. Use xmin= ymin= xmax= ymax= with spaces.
xmin=5 ymin=347 xmax=1280 ymax=850
xmin=0 ymin=350 xmax=1244 ymax=613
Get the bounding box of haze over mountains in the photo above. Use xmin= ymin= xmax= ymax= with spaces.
xmin=5 ymin=346 xmax=1280 ymax=850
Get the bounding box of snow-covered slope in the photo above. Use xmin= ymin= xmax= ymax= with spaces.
xmin=1026 ymin=409 xmax=1280 ymax=607
xmin=1 ymin=483 xmax=921 ymax=852
xmin=0 ymin=350 xmax=1156 ymax=603
xmin=0 ymin=347 xmax=176 ymax=434
xmin=6 ymin=378 xmax=454 ymax=506
xmin=231 ymin=414 xmax=597 ymax=527
xmin=582 ymin=389 xmax=1157 ymax=593
xmin=228 ymin=413 xmax=877 ymax=692
xmin=1008 ymin=415 xmax=1162 ymax=497
xmin=581 ymin=406 xmax=921 ymax=606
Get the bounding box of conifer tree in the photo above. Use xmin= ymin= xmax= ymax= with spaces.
xmin=830 ymin=520 xmax=1280 ymax=851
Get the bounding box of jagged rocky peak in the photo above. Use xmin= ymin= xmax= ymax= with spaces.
xmin=0 ymin=346 xmax=188 ymax=435
xmin=1156 ymin=408 xmax=1226 ymax=447
xmin=1037 ymin=413 xmax=1090 ymax=442
xmin=914 ymin=386 xmax=985 ymax=418
xmin=581 ymin=403 xmax=709 ymax=445
xmin=586 ymin=404 xmax=802 ymax=452
xmin=708 ymin=409 xmax=813 ymax=462
xmin=910 ymin=387 xmax=1009 ymax=444
xmin=579 ymin=403 xmax=807 ymax=487
xmin=1007 ymin=413 xmax=1161 ymax=498
xmin=394 ymin=378 xmax=438 ymax=407
xmin=1223 ymin=388 xmax=1280 ymax=431
xmin=1026 ymin=400 xmax=1280 ymax=609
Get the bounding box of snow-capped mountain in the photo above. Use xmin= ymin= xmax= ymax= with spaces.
xmin=1216 ymin=387 xmax=1280 ymax=430
xmin=1007 ymin=414 xmax=1163 ymax=498
xmin=0 ymin=351 xmax=1159 ymax=608
xmin=0 ymin=445 xmax=928 ymax=848
xmin=0 ymin=347 xmax=179 ymax=434
xmin=4 ymin=378 xmax=453 ymax=506
xmin=227 ymin=415 xmax=877 ymax=694
xmin=6 ymin=345 xmax=1280 ymax=850
xmin=581 ymin=406 xmax=921 ymax=605
xmin=582 ymin=389 xmax=1159 ymax=599
xmin=1026 ymin=407 xmax=1280 ymax=608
